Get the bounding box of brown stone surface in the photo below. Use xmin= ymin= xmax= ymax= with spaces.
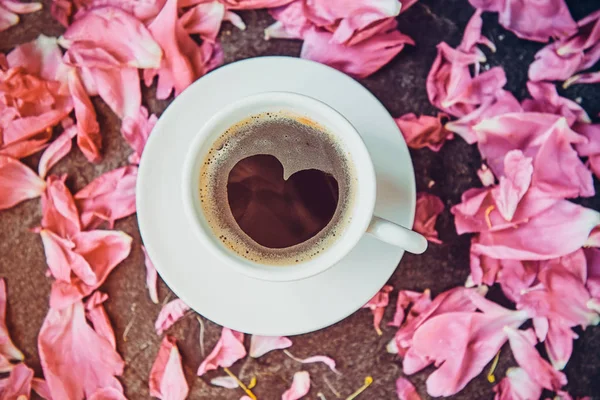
xmin=1 ymin=1 xmax=600 ymax=399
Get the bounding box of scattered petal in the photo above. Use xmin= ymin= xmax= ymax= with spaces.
xmin=395 ymin=113 xmax=453 ymax=151
xmin=413 ymin=193 xmax=444 ymax=244
xmin=149 ymin=336 xmax=189 ymax=400
xmin=0 ymin=155 xmax=46 ymax=210
xmin=85 ymin=291 xmax=117 ymax=349
xmin=38 ymin=125 xmax=76 ymax=178
xmin=120 ymin=106 xmax=157 ymax=164
xmin=282 ymin=371 xmax=310 ymax=400
xmin=389 ymin=289 xmax=432 ymax=328
xmin=396 ymin=376 xmax=421 ymax=400
xmin=142 ymin=246 xmax=159 ymax=304
xmin=249 ymin=335 xmax=293 ymax=358
xmin=155 ymin=299 xmax=190 ymax=335
xmin=0 ymin=363 xmax=34 ymax=398
xmin=210 ymin=375 xmax=239 ymax=389
xmin=522 ymin=81 xmax=590 ymax=125
xmin=265 ymin=1 xmax=310 ymax=40
xmin=545 ymin=320 xmax=577 ymax=371
xmin=197 ymin=328 xmax=246 ymax=376
xmin=493 ymin=367 xmax=543 ymax=400
xmin=363 ymin=284 xmax=393 ymax=335
xmin=67 ymin=68 xmax=101 ymax=162
xmin=283 ymin=350 xmax=339 ymax=374
xmin=89 ymin=387 xmax=128 ymax=400
xmin=0 ymin=278 xmax=25 ymax=372
xmin=41 ymin=174 xmax=80 ymax=237
xmin=495 ymin=150 xmax=533 ymax=221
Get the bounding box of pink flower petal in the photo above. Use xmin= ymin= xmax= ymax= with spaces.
xmin=389 ymin=289 xmax=432 ymax=328
xmin=31 ymin=378 xmax=52 ymax=400
xmin=1 ymin=0 xmax=41 ymax=14
xmin=180 ymin=1 xmax=228 ymax=42
xmin=40 ymin=228 xmax=92 ymax=283
xmin=120 ymin=106 xmax=157 ymax=164
xmin=300 ymin=20 xmax=414 ymax=79
xmin=522 ymin=81 xmax=590 ymax=125
xmin=445 ymin=90 xmax=522 ymax=144
xmin=574 ymin=123 xmax=600 ymax=179
xmin=545 ymin=320 xmax=577 ymax=371
xmin=84 ymin=66 xmax=141 ymax=120
xmin=504 ymin=327 xmax=567 ymax=391
xmin=0 ymin=363 xmax=34 ymax=398
xmin=395 ymin=113 xmax=453 ymax=152
xmin=41 ymin=174 xmax=81 ymax=237
xmin=85 ymin=291 xmax=117 ymax=349
xmin=303 ymin=0 xmax=400 ymax=45
xmin=477 ymin=164 xmax=495 ymax=187
xmin=409 ymin=296 xmax=530 ymax=397
xmin=142 ymin=246 xmax=159 ymax=304
xmin=74 ymin=166 xmax=137 ymax=229
xmin=564 ymin=71 xmax=600 ymax=87
xmin=249 ymin=335 xmax=293 ymax=358
xmin=265 ymin=1 xmax=310 ymax=40
xmin=50 ymin=230 xmax=132 ymax=309
xmin=38 ymin=125 xmax=77 ymax=178
xmin=396 ymin=376 xmax=421 ymax=400
xmin=284 ymin=351 xmax=338 ymax=374
xmin=458 ymin=9 xmax=496 ymax=53
xmin=155 ymin=299 xmax=190 ymax=335
xmin=363 ymin=284 xmax=393 ymax=335
xmin=585 ymin=247 xmax=600 ymax=300
xmin=67 ymin=68 xmax=101 ymax=163
xmin=197 ymin=327 xmax=246 ymax=376
xmin=0 ymin=279 xmax=24 ymax=372
xmin=61 ymin=7 xmax=162 ymax=69
xmin=494 ymin=150 xmax=533 ymax=221
xmin=149 ymin=336 xmax=189 ymax=400
xmin=39 ymin=300 xmax=125 ymax=399
xmin=282 ymin=371 xmax=310 ymax=400
xmin=495 ymin=259 xmax=538 ymax=303
xmin=89 ymin=387 xmax=128 ymax=400
xmin=493 ymin=367 xmax=543 ymax=400
xmin=0 ymin=155 xmax=46 ymax=210
xmin=469 ymin=0 xmax=577 ymax=42
xmin=210 ymin=375 xmax=239 ymax=388
xmin=0 ymin=5 xmax=19 ymax=32
xmin=472 ymin=199 xmax=600 ymax=260
xmin=7 ymin=34 xmax=69 ymax=86
xmin=220 ymin=0 xmax=294 ymax=9
xmin=413 ymin=193 xmax=444 ymax=244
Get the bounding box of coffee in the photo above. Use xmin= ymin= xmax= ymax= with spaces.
xmin=198 ymin=111 xmax=356 ymax=265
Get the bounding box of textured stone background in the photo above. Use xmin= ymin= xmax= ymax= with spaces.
xmin=1 ymin=0 xmax=600 ymax=399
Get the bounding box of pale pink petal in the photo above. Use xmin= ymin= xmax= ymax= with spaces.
xmin=0 ymin=133 xmax=52 ymax=160
xmin=574 ymin=123 xmax=600 ymax=179
xmin=220 ymin=0 xmax=294 ymax=9
xmin=445 ymin=90 xmax=522 ymax=144
xmin=149 ymin=336 xmax=189 ymax=400
xmin=282 ymin=371 xmax=310 ymax=400
xmin=155 ymin=299 xmax=190 ymax=335
xmin=409 ymin=302 xmax=530 ymax=397
xmin=472 ymin=200 xmax=600 ymax=260
xmin=74 ymin=166 xmax=137 ymax=229
xmin=265 ymin=1 xmax=310 ymax=40
xmin=300 ymin=20 xmax=414 ymax=79
xmin=284 ymin=351 xmax=338 ymax=374
xmin=50 ymin=230 xmax=132 ymax=308
xmin=60 ymin=7 xmax=162 ymax=69
xmin=31 ymin=377 xmax=52 ymax=399
xmin=504 ymin=327 xmax=567 ymax=391
xmin=120 ymin=106 xmax=157 ymax=164
xmin=1 ymin=0 xmax=41 ymax=14
xmin=0 ymin=4 xmax=19 ymax=32
xmin=197 ymin=327 xmax=246 ymax=376
xmin=38 ymin=300 xmax=125 ymax=399
xmin=85 ymin=67 xmax=141 ymax=120
xmin=89 ymin=387 xmax=128 ymax=400
xmin=0 ymin=155 xmax=46 ymax=210
xmin=413 ymin=193 xmax=444 ymax=244
xmin=67 ymin=68 xmax=101 ymax=163
xmin=142 ymin=246 xmax=159 ymax=304
xmin=180 ymin=1 xmax=226 ymax=42
xmin=441 ymin=67 xmax=507 ymax=112
xmin=528 ymin=42 xmax=583 ymax=82
xmin=7 ymin=34 xmax=69 ymax=86
xmin=389 ymin=289 xmax=432 ymax=328
xmin=493 ymin=150 xmax=533 ymax=221
xmin=85 ymin=291 xmax=116 ymax=349
xmin=493 ymin=367 xmax=543 ymax=400
xmin=0 ymin=363 xmax=34 ymax=398
xmin=363 ymin=284 xmax=393 ymax=335
xmin=545 ymin=321 xmax=577 ymax=371
xmin=522 ymin=81 xmax=590 ymax=125
xmin=210 ymin=376 xmax=238 ymax=389
xmin=458 ymin=9 xmax=496 ymax=53
xmin=303 ymin=0 xmax=400 ymax=45
xmin=0 ymin=279 xmax=25 ymax=371
xmin=470 ymin=0 xmax=577 ymax=42
xmin=495 ymin=259 xmax=538 ymax=303
xmin=477 ymin=164 xmax=495 ymax=187
xmin=396 ymin=376 xmax=421 ymax=400
xmin=41 ymin=174 xmax=80 ymax=237
xmin=249 ymin=335 xmax=292 ymax=358
xmin=40 ymin=228 xmax=91 ymax=283
xmin=38 ymin=126 xmax=77 ymax=178
xmin=395 ymin=113 xmax=453 ymax=152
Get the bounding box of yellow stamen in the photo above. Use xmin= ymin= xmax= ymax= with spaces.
xmin=346 ymin=376 xmax=373 ymax=400
xmin=223 ymin=367 xmax=257 ymax=400
xmin=247 ymin=376 xmax=257 ymax=389
xmin=563 ymin=75 xmax=581 ymax=89
xmin=375 ymin=326 xmax=382 ymax=336
xmin=484 ymin=205 xmax=495 ymax=229
xmin=487 ymin=351 xmax=501 ymax=383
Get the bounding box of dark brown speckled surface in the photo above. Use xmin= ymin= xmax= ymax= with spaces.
xmin=1 ymin=0 xmax=600 ymax=399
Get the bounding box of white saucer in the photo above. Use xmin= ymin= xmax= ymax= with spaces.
xmin=137 ymin=57 xmax=416 ymax=336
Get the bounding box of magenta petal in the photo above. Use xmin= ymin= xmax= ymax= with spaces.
xmin=396 ymin=376 xmax=422 ymax=400
xmin=282 ymin=371 xmax=310 ymax=400
xmin=142 ymin=246 xmax=159 ymax=304
xmin=413 ymin=193 xmax=445 ymax=243
xmin=504 ymin=326 xmax=567 ymax=391
xmin=522 ymin=81 xmax=590 ymax=125
xmin=74 ymin=166 xmax=137 ymax=229
xmin=545 ymin=321 xmax=577 ymax=371
xmin=39 ymin=300 xmax=125 ymax=399
xmin=155 ymin=299 xmax=190 ymax=335
xmin=493 ymin=150 xmax=533 ymax=221
xmin=149 ymin=336 xmax=189 ymax=400
xmin=0 ymin=279 xmax=24 ymax=372
xmin=249 ymin=335 xmax=293 ymax=358
xmin=493 ymin=367 xmax=543 ymax=400
xmin=197 ymin=327 xmax=246 ymax=376
xmin=0 ymin=155 xmax=46 ymax=210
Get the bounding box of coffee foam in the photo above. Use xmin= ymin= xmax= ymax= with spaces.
xmin=198 ymin=111 xmax=356 ymax=265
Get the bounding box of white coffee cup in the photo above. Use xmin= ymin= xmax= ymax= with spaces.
xmin=182 ymin=92 xmax=427 ymax=282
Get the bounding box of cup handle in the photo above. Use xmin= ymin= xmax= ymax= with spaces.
xmin=367 ymin=216 xmax=428 ymax=254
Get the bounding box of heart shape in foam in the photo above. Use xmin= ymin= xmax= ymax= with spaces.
xmin=227 ymin=154 xmax=339 ymax=249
